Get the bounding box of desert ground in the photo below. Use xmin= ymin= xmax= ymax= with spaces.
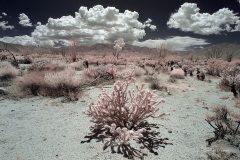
xmin=0 ymin=47 xmax=240 ymax=160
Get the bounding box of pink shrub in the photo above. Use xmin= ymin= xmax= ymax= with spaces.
xmin=44 ymin=68 xmax=81 ymax=88
xmin=218 ymin=66 xmax=240 ymax=94
xmin=28 ymin=61 xmax=66 ymax=72
xmin=15 ymin=68 xmax=82 ymax=99
xmin=170 ymin=68 xmax=185 ymax=79
xmin=83 ymin=68 xmax=99 ymax=79
xmin=84 ymin=79 xmax=168 ymax=158
xmin=84 ymin=65 xmax=117 ymax=80
xmin=44 ymin=62 xmax=66 ymax=71
xmin=0 ymin=61 xmax=19 ymax=80
xmin=206 ymin=58 xmax=230 ymax=76
xmin=86 ymin=80 xmax=164 ymax=128
xmin=116 ymin=65 xmax=145 ymax=79
xmin=21 ymin=71 xmax=46 ymax=95
xmin=69 ymin=61 xmax=84 ymax=71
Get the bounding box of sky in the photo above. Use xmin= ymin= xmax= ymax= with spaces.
xmin=0 ymin=0 xmax=240 ymax=51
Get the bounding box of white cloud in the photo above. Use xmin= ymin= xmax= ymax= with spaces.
xmin=19 ymin=13 xmax=33 ymax=27
xmin=31 ymin=5 xmax=156 ymax=46
xmin=0 ymin=21 xmax=14 ymax=30
xmin=132 ymin=36 xmax=210 ymax=51
xmin=36 ymin=22 xmax=42 ymax=26
xmin=2 ymin=12 xmax=7 ymax=16
xmin=0 ymin=35 xmax=36 ymax=46
xmin=167 ymin=3 xmax=240 ymax=35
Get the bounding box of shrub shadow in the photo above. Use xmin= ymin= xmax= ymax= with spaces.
xmin=81 ymin=121 xmax=172 ymax=159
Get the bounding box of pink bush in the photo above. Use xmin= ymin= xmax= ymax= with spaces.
xmin=83 ymin=68 xmax=98 ymax=79
xmin=0 ymin=61 xmax=19 ymax=80
xmin=69 ymin=61 xmax=84 ymax=70
xmin=83 ymin=65 xmax=117 ymax=79
xmin=206 ymin=58 xmax=230 ymax=76
xmin=17 ymin=68 xmax=82 ymax=99
xmin=170 ymin=68 xmax=185 ymax=79
xmin=85 ymin=79 xmax=165 ymax=146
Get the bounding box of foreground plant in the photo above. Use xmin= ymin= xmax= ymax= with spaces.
xmin=82 ymin=79 xmax=170 ymax=159
xmin=206 ymin=105 xmax=240 ymax=147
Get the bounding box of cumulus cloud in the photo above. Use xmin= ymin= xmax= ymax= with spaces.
xmin=132 ymin=36 xmax=210 ymax=51
xmin=31 ymin=5 xmax=156 ymax=46
xmin=19 ymin=13 xmax=33 ymax=27
xmin=0 ymin=35 xmax=36 ymax=46
xmin=2 ymin=12 xmax=7 ymax=16
xmin=0 ymin=21 xmax=14 ymax=30
xmin=167 ymin=3 xmax=240 ymax=35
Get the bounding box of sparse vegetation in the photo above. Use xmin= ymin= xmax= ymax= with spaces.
xmin=8 ymin=68 xmax=83 ymax=100
xmin=2 ymin=38 xmax=240 ymax=160
xmin=0 ymin=61 xmax=19 ymax=81
xmin=206 ymin=105 xmax=240 ymax=147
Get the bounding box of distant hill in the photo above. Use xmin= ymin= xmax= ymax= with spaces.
xmin=0 ymin=41 xmax=29 ymax=53
xmin=196 ymin=43 xmax=240 ymax=59
xmin=1 ymin=41 xmax=239 ymax=60
xmin=0 ymin=41 xmax=160 ymax=55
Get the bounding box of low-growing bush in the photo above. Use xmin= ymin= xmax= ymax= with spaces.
xmin=0 ymin=61 xmax=19 ymax=81
xmin=145 ymin=76 xmax=166 ymax=91
xmin=28 ymin=61 xmax=66 ymax=72
xmin=116 ymin=65 xmax=145 ymax=79
xmin=168 ymin=76 xmax=177 ymax=83
xmin=218 ymin=66 xmax=240 ymax=97
xmin=69 ymin=61 xmax=84 ymax=71
xmin=170 ymin=68 xmax=185 ymax=79
xmin=206 ymin=105 xmax=240 ymax=147
xmin=9 ymin=68 xmax=82 ymax=100
xmin=83 ymin=65 xmax=117 ymax=80
xmin=206 ymin=59 xmax=230 ymax=76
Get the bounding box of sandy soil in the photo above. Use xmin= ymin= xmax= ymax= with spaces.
xmin=0 ymin=73 xmax=239 ymax=160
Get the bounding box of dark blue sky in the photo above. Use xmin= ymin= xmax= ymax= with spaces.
xmin=0 ymin=0 xmax=240 ymax=47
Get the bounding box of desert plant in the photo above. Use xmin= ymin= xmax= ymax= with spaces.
xmin=206 ymin=58 xmax=230 ymax=76
xmin=11 ymin=68 xmax=82 ymax=100
xmin=205 ymin=45 xmax=223 ymax=60
xmin=218 ymin=66 xmax=240 ymax=97
xmin=83 ymin=79 xmax=168 ymax=158
xmin=206 ymin=105 xmax=240 ymax=147
xmin=84 ymin=68 xmax=98 ymax=79
xmin=0 ymin=61 xmax=19 ymax=81
xmin=170 ymin=68 xmax=185 ymax=79
xmin=2 ymin=43 xmax=19 ymax=67
xmin=145 ymin=76 xmax=166 ymax=91
xmin=69 ymin=61 xmax=84 ymax=71
xmin=206 ymin=145 xmax=238 ymax=160
xmin=28 ymin=61 xmax=66 ymax=72
xmin=69 ymin=38 xmax=79 ymax=62
xmin=153 ymin=41 xmax=171 ymax=59
xmin=113 ymin=38 xmax=125 ymax=59
xmin=85 ymin=79 xmax=165 ymax=129
xmin=168 ymin=76 xmax=177 ymax=83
